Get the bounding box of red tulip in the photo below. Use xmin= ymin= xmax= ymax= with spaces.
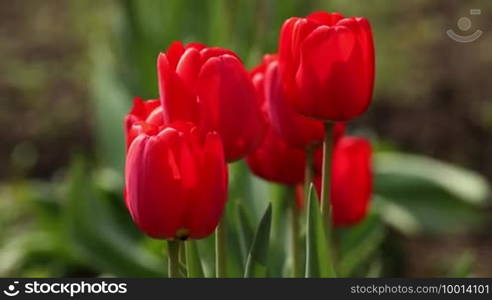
xmin=158 ymin=41 xmax=266 ymax=162
xmin=297 ymin=136 xmax=372 ymax=227
xmin=247 ymin=59 xmax=346 ymax=185
xmin=278 ymin=11 xmax=375 ymax=122
xmin=251 ymin=55 xmax=325 ymax=149
xmin=125 ymin=120 xmax=228 ymax=240
xmin=324 ymin=136 xmax=372 ymax=226
xmin=247 ymin=127 xmax=306 ymax=185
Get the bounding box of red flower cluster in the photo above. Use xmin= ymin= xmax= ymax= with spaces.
xmin=158 ymin=42 xmax=266 ymax=162
xmin=125 ymin=42 xmax=265 ymax=239
xmin=124 ymin=11 xmax=375 ymax=239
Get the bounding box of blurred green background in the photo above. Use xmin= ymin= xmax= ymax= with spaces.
xmin=0 ymin=0 xmax=491 ymax=277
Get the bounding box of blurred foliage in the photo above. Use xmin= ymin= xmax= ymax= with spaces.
xmin=1 ymin=0 xmax=492 ymax=277
xmin=65 ymin=159 xmax=164 ymax=277
xmin=374 ymin=153 xmax=490 ymax=235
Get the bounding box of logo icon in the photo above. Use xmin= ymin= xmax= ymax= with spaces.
xmin=447 ymin=9 xmax=483 ymax=43
xmin=3 ymin=282 xmax=20 ymax=297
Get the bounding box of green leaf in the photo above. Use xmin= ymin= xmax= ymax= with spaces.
xmin=235 ymin=202 xmax=254 ymax=265
xmin=374 ymin=177 xmax=487 ymax=235
xmin=195 ymin=236 xmax=215 ymax=278
xmin=305 ymin=184 xmax=336 ymax=278
xmin=267 ymin=184 xmax=291 ymax=277
xmin=375 ymin=153 xmax=490 ymax=206
xmin=337 ymin=215 xmax=386 ymax=277
xmin=195 ymin=162 xmax=258 ymax=278
xmin=64 ymin=158 xmax=164 ymax=277
xmin=244 ymin=204 xmax=272 ymax=278
xmin=221 ymin=162 xmax=259 ymax=277
xmin=374 ymin=152 xmax=490 ymax=235
xmin=185 ymin=240 xmax=204 ymax=278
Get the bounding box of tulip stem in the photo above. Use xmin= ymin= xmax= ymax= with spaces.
xmin=320 ymin=122 xmax=337 ymax=276
xmin=320 ymin=122 xmax=333 ymax=223
xmin=304 ymin=145 xmax=315 ymax=200
xmin=167 ymin=240 xmax=181 ymax=278
xmin=215 ymin=221 xmax=226 ymax=278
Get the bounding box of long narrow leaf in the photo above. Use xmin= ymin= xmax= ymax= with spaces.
xmin=185 ymin=240 xmax=204 ymax=278
xmin=236 ymin=202 xmax=254 ymax=265
xmin=267 ymin=184 xmax=290 ymax=277
xmin=375 ymin=153 xmax=490 ymax=205
xmin=244 ymin=204 xmax=272 ymax=278
xmin=337 ymin=215 xmax=386 ymax=277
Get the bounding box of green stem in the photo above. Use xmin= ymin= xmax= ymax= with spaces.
xmin=215 ymin=221 xmax=226 ymax=277
xmin=167 ymin=240 xmax=181 ymax=278
xmin=290 ymin=197 xmax=301 ymax=277
xmin=320 ymin=122 xmax=333 ymax=221
xmin=304 ymin=145 xmax=315 ymax=200
xmin=320 ymin=122 xmax=337 ymax=276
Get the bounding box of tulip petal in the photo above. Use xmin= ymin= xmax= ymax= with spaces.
xmin=297 ymin=25 xmax=366 ymax=121
xmin=176 ymin=48 xmax=202 ymax=90
xmin=331 ymin=137 xmax=372 ymax=226
xmin=158 ymin=53 xmax=198 ymax=124
xmin=186 ymin=42 xmax=206 ymax=51
xmin=125 ymin=98 xmax=159 ymax=131
xmin=125 ymin=99 xmax=161 ymax=150
xmin=307 ymin=11 xmax=344 ymax=26
xmin=251 ymin=72 xmax=266 ymax=108
xmin=200 ymin=47 xmax=240 ymax=65
xmin=165 ymin=41 xmax=185 ymax=70
xmin=186 ymin=131 xmax=228 ymax=239
xmin=290 ymin=19 xmax=318 ymax=75
xmin=356 ymin=18 xmax=376 ymax=104
xmin=247 ymin=127 xmax=305 ymax=185
xmin=336 ymin=18 xmax=375 ymax=107
xmin=278 ymin=17 xmax=298 ymax=87
xmin=127 ymin=97 xmax=146 ymax=121
xmin=265 ymin=61 xmax=324 ymax=148
xmin=197 ymin=55 xmax=266 ymax=161
xmin=126 ymin=121 xmax=159 ymax=150
xmin=279 ymin=18 xmax=317 ymax=105
xmin=142 ymin=99 xmax=160 ymax=115
xmin=125 ymin=128 xmax=187 ymax=239
xmin=145 ymin=105 xmax=164 ymax=127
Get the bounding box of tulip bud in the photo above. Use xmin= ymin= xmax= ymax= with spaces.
xmin=328 ymin=136 xmax=372 ymax=226
xmin=158 ymin=42 xmax=266 ymax=162
xmin=124 ymin=116 xmax=228 ymax=240
xmin=278 ymin=11 xmax=375 ymax=122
